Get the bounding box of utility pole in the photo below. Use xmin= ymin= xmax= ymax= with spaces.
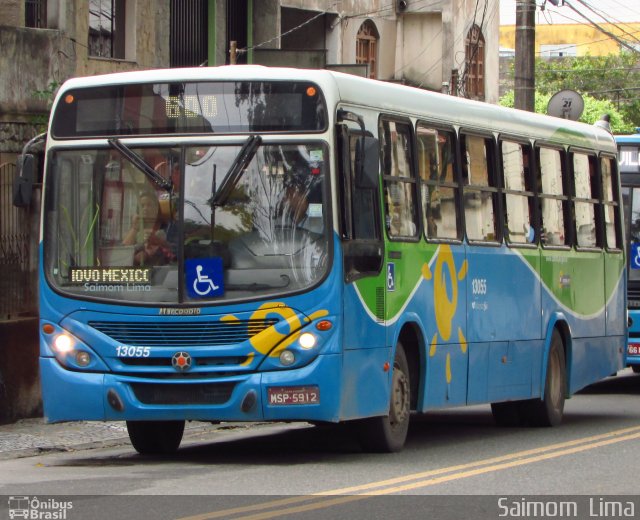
xmin=514 ymin=0 xmax=536 ymax=111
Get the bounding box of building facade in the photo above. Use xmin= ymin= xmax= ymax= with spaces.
xmin=1 ymin=0 xmax=500 ymax=166
xmin=500 ymin=22 xmax=640 ymax=58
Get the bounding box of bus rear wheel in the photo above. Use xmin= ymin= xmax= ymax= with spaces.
xmin=357 ymin=342 xmax=411 ymax=453
xmin=522 ymin=330 xmax=566 ymax=427
xmin=126 ymin=420 xmax=185 ymax=455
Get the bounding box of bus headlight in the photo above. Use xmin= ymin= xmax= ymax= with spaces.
xmin=298 ymin=332 xmax=317 ymax=350
xmin=53 ymin=334 xmax=74 ymax=354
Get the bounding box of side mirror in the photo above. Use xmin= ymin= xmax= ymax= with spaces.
xmin=13 ymin=154 xmax=35 ymax=207
xmin=355 ymin=136 xmax=379 ymax=189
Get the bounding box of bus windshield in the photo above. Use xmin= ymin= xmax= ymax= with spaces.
xmin=623 ymin=186 xmax=640 ymax=282
xmin=44 ymin=142 xmax=330 ymax=304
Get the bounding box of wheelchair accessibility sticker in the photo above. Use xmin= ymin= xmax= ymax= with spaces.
xmin=186 ymin=257 xmax=224 ymax=298
xmin=387 ymin=262 xmax=395 ymax=292
xmin=632 ymin=243 xmax=640 ymax=270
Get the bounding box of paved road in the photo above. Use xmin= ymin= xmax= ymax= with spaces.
xmin=0 ymin=369 xmax=638 ymax=520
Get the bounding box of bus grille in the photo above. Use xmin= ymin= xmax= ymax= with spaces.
xmin=130 ymin=382 xmax=235 ymax=405
xmin=628 ymin=287 xmax=640 ymax=305
xmin=88 ymin=319 xmax=277 ymax=347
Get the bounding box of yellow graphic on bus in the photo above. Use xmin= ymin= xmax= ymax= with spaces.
xmin=423 ymin=245 xmax=468 ymax=383
xmin=224 ymin=303 xmax=328 ymax=358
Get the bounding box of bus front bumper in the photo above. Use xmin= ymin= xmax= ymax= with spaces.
xmin=40 ymin=354 xmax=342 ymax=424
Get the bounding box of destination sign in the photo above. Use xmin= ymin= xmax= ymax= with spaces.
xmin=69 ymin=267 xmax=152 ymax=284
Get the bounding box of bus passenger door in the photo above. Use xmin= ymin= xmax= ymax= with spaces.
xmin=336 ymin=118 xmax=388 ymax=419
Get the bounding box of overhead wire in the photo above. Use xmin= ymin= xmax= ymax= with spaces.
xmin=571 ymin=0 xmax=640 ymax=45
xmin=559 ymin=0 xmax=639 ymax=53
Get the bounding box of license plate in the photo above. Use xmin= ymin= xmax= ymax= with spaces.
xmin=628 ymin=343 xmax=640 ymax=356
xmin=268 ymin=386 xmax=320 ymax=405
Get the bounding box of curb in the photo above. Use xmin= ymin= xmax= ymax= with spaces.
xmin=0 ymin=420 xmax=273 ymax=460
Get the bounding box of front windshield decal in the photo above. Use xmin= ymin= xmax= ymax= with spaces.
xmin=186 ymin=257 xmax=225 ymax=298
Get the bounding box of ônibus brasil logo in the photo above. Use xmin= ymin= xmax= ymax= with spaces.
xmin=7 ymin=496 xmax=73 ymax=519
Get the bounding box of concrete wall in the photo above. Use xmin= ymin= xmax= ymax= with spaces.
xmin=0 ymin=319 xmax=41 ymax=424
xmin=0 ymin=0 xmax=22 ymax=26
xmin=500 ymin=22 xmax=640 ymax=56
xmin=73 ymin=0 xmax=170 ymax=77
xmin=0 ymin=0 xmax=171 ymax=149
xmin=284 ymin=0 xmax=499 ymax=101
xmin=0 ymin=27 xmax=74 ymax=117
xmin=397 ymin=12 xmax=444 ymax=89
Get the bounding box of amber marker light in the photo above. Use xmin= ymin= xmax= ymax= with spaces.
xmin=64 ymin=94 xmax=74 ymax=104
xmin=42 ymin=324 xmax=55 ymax=335
xmin=315 ymin=320 xmax=332 ymax=331
xmin=306 ymin=86 xmax=317 ymax=97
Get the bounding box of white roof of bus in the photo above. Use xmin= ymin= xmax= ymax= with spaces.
xmin=58 ymin=65 xmax=616 ymax=153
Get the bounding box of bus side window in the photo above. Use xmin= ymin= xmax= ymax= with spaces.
xmin=538 ymin=147 xmax=568 ymax=247
xmin=501 ymin=140 xmax=535 ymax=245
xmin=461 ymin=133 xmax=498 ymax=242
xmin=416 ymin=123 xmax=459 ymax=240
xmin=572 ymin=152 xmax=599 ymax=249
xmin=379 ymin=119 xmax=419 ymax=239
xmin=600 ymin=155 xmax=621 ymax=250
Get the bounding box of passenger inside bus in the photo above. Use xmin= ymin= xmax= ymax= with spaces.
xmin=122 ymin=191 xmax=174 ymax=266
xmin=278 ymin=173 xmax=323 ymax=233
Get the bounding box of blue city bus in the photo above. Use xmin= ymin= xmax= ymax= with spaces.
xmin=616 ymin=128 xmax=640 ymax=373
xmin=19 ymin=66 xmax=626 ymax=454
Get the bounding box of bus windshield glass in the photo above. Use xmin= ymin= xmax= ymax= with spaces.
xmin=619 ymin=145 xmax=640 ymax=174
xmin=44 ymin=142 xmax=330 ymax=304
xmin=51 ymin=81 xmax=327 ymax=137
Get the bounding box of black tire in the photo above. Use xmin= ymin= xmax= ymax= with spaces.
xmin=521 ymin=330 xmax=566 ymax=427
xmin=126 ymin=420 xmax=185 ymax=455
xmin=357 ymin=342 xmax=411 ymax=453
xmin=632 ymin=365 xmax=640 ymax=374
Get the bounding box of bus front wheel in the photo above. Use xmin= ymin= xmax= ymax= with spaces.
xmin=126 ymin=420 xmax=185 ymax=455
xmin=357 ymin=342 xmax=411 ymax=453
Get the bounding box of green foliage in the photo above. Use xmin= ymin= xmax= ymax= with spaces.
xmin=33 ymin=81 xmax=60 ymax=103
xmin=532 ymin=53 xmax=640 ymax=132
xmin=498 ymin=90 xmax=636 ymax=134
xmin=30 ymin=81 xmax=60 ymax=132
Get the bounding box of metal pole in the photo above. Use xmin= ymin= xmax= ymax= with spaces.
xmin=514 ymin=0 xmax=536 ymax=111
xmin=229 ymin=41 xmax=237 ymax=65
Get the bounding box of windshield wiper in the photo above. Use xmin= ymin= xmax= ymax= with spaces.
xmin=210 ymin=135 xmax=262 ymax=207
xmin=108 ymin=138 xmax=172 ymax=192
